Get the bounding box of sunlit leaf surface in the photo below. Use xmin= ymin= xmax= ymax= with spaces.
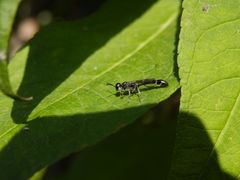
xmin=170 ymin=0 xmax=240 ymax=179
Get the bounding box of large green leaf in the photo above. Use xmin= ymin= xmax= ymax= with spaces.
xmin=0 ymin=0 xmax=32 ymax=100
xmin=0 ymin=0 xmax=180 ymax=179
xmin=170 ymin=0 xmax=240 ymax=178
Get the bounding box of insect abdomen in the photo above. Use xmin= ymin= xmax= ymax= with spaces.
xmin=156 ymin=79 xmax=168 ymax=87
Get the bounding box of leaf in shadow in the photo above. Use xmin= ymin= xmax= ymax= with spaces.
xmin=43 ymin=90 xmax=181 ymax=180
xmin=28 ymin=98 xmax=235 ymax=180
xmin=1 ymin=105 xmax=153 ymax=179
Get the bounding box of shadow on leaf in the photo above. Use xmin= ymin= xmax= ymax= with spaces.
xmin=1 ymin=105 xmax=153 ymax=179
xmin=1 ymin=103 xmax=236 ymax=179
xmin=11 ymin=0 xmax=157 ymax=123
xmin=169 ymin=112 xmax=235 ymax=179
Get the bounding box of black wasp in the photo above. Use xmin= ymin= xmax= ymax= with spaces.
xmin=107 ymin=79 xmax=168 ymax=98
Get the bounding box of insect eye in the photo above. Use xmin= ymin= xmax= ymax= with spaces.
xmin=115 ymin=83 xmax=122 ymax=91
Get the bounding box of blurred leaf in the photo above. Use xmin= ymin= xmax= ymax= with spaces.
xmin=170 ymin=0 xmax=240 ymax=179
xmin=30 ymin=168 xmax=47 ymax=180
xmin=0 ymin=0 xmax=32 ymax=100
xmin=0 ymin=0 xmax=180 ymax=179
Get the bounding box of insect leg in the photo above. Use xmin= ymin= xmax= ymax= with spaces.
xmin=126 ymin=90 xmax=132 ymax=102
xmin=136 ymin=85 xmax=141 ymax=94
xmin=135 ymin=85 xmax=141 ymax=103
xmin=118 ymin=90 xmax=124 ymax=98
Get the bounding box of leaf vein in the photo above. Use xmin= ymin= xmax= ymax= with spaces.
xmin=183 ymin=18 xmax=240 ymax=89
xmin=199 ymin=87 xmax=240 ymax=177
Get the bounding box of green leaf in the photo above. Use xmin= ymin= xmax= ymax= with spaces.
xmin=0 ymin=0 xmax=180 ymax=179
xmin=0 ymin=59 xmax=33 ymax=100
xmin=170 ymin=0 xmax=240 ymax=178
xmin=0 ymin=0 xmax=32 ymax=100
xmin=0 ymin=60 xmax=15 ymax=97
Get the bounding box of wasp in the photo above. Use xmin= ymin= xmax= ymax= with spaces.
xmin=107 ymin=79 xmax=168 ymax=99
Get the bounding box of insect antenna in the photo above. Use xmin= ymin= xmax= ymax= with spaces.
xmin=106 ymin=83 xmax=115 ymax=87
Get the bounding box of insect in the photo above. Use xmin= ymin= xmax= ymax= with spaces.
xmin=107 ymin=79 xmax=168 ymax=99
